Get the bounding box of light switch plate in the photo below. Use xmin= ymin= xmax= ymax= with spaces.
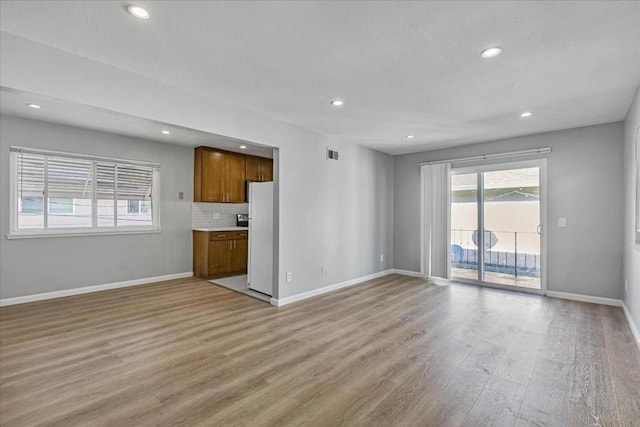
xmin=558 ymin=217 xmax=567 ymax=227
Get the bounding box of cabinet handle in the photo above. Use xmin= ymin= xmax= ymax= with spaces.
xmin=234 ymin=240 xmax=237 ymax=249
xmin=229 ymin=241 xmax=232 ymax=249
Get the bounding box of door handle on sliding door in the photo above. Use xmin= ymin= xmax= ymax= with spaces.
xmin=537 ymin=224 xmax=542 ymax=235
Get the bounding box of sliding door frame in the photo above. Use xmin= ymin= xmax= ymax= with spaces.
xmin=450 ymin=159 xmax=548 ymax=296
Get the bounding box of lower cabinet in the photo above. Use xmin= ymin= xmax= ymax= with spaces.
xmin=193 ymin=230 xmax=248 ymax=278
xmin=230 ymin=238 xmax=248 ymax=272
xmin=208 ymin=240 xmax=232 ymax=275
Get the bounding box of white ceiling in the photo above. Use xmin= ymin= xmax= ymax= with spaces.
xmin=0 ymin=87 xmax=274 ymax=158
xmin=1 ymin=1 xmax=639 ymax=155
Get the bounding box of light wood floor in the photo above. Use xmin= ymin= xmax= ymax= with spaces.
xmin=1 ymin=274 xmax=639 ymax=426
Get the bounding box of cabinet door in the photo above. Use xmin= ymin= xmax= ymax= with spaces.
xmin=245 ymin=156 xmax=261 ymax=182
xmin=201 ymin=149 xmax=225 ymax=202
xmin=261 ymin=159 xmax=273 ymax=182
xmin=224 ymin=153 xmax=246 ymax=202
xmin=230 ymin=239 xmax=248 ymax=272
xmin=193 ymin=231 xmax=209 ymax=277
xmin=208 ymin=240 xmax=231 ymax=274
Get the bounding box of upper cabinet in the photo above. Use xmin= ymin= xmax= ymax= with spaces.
xmin=224 ymin=151 xmax=246 ymax=202
xmin=245 ymin=155 xmax=273 ymax=182
xmin=196 ymin=148 xmax=224 ymax=202
xmin=194 ymin=147 xmax=273 ymax=203
xmin=194 ymin=147 xmax=246 ymax=203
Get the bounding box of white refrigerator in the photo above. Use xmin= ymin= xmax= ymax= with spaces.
xmin=248 ymin=182 xmax=274 ymax=296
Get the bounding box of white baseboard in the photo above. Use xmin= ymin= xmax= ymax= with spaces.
xmin=270 ymin=269 xmax=394 ymax=307
xmin=0 ymin=272 xmax=193 ymax=307
xmin=545 ymin=290 xmax=623 ymax=307
xmin=391 ymin=269 xmax=425 ymax=277
xmin=623 ymin=303 xmax=640 ymax=350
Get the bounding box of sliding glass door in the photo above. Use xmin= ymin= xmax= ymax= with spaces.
xmin=450 ymin=173 xmax=480 ymax=280
xmin=450 ymin=161 xmax=545 ymax=292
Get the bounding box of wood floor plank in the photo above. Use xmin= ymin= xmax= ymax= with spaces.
xmin=461 ymin=375 xmax=526 ymax=426
xmin=1 ymin=274 xmax=639 ymax=426
xmin=567 ymin=302 xmax=621 ymax=426
xmin=601 ymin=305 xmax=640 ymax=427
xmin=516 ymin=379 xmax=569 ymax=427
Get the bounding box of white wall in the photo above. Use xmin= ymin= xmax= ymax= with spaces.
xmin=0 ymin=34 xmax=395 ymax=301
xmin=623 ymin=86 xmax=640 ymax=333
xmin=0 ymin=115 xmax=193 ymax=299
xmin=394 ymin=122 xmax=625 ymax=299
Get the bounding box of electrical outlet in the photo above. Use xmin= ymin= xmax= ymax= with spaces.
xmin=213 ymin=212 xmax=220 ymax=219
xmin=558 ymin=217 xmax=567 ymax=227
xmin=286 ymin=272 xmax=292 ymax=282
xmin=320 ymin=266 xmax=326 ymax=275
xmin=178 ymin=192 xmax=184 ymax=200
xmin=380 ymin=254 xmax=384 ymax=263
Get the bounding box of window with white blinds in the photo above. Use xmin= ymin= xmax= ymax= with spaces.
xmin=10 ymin=147 xmax=160 ymax=237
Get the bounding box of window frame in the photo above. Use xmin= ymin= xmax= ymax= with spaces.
xmin=636 ymin=125 xmax=640 ymax=241
xmin=8 ymin=146 xmax=161 ymax=239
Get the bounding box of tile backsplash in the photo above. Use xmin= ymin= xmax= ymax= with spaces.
xmin=192 ymin=202 xmax=249 ymax=228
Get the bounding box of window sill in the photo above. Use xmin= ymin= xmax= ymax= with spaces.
xmin=5 ymin=228 xmax=162 ymax=240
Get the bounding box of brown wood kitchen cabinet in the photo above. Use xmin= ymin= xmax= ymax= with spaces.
xmin=193 ymin=230 xmax=248 ymax=278
xmin=194 ymin=147 xmax=246 ymax=202
xmin=245 ymin=155 xmax=273 ymax=182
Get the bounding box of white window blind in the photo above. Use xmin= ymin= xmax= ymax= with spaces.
xmin=10 ymin=146 xmax=160 ymax=237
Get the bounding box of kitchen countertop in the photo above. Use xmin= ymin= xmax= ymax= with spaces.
xmin=193 ymin=226 xmax=249 ymax=232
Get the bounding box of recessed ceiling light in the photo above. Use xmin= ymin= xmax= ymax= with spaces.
xmin=240 ymin=145 xmax=247 ymax=149
xmin=520 ymin=111 xmax=533 ymax=118
xmin=406 ymin=135 xmax=414 ymax=140
xmin=161 ymin=130 xmax=170 ymax=135
xmin=127 ymin=5 xmax=150 ymax=20
xmin=27 ymin=103 xmax=42 ymax=109
xmin=480 ymin=47 xmax=502 ymax=59
xmin=330 ymin=99 xmax=344 ymax=107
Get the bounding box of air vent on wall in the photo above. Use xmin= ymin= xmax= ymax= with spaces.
xmin=327 ymin=148 xmax=339 ymax=160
